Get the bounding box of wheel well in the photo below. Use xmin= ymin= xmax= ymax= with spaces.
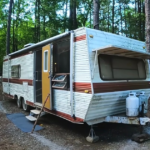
xmin=20 ymin=97 xmax=26 ymax=104
xmin=20 ymin=97 xmax=23 ymax=101
xmin=14 ymin=95 xmax=18 ymax=100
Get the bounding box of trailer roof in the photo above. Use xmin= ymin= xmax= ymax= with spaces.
xmin=9 ymin=31 xmax=70 ymax=56
xmin=93 ymin=45 xmax=150 ymax=59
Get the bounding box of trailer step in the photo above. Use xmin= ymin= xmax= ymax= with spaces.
xmin=26 ymin=115 xmax=37 ymax=121
xmin=31 ymin=94 xmax=50 ymax=133
xmin=31 ymin=109 xmax=41 ymax=115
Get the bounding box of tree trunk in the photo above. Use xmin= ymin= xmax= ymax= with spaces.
xmin=69 ymin=0 xmax=77 ymax=30
xmin=12 ymin=3 xmax=15 ymax=52
xmin=145 ymin=0 xmax=150 ymax=52
xmin=129 ymin=14 xmax=131 ymax=38
xmin=124 ymin=6 xmax=126 ymax=34
xmin=38 ymin=0 xmax=40 ymax=41
xmin=35 ymin=0 xmax=38 ymax=43
xmin=93 ymin=0 xmax=99 ymax=30
xmin=120 ymin=5 xmax=122 ymax=34
xmin=108 ymin=4 xmax=109 ymax=32
xmin=43 ymin=13 xmax=46 ymax=39
xmin=64 ymin=0 xmax=68 ymax=32
xmin=112 ymin=0 xmax=115 ymax=33
xmin=138 ymin=0 xmax=142 ymax=40
xmin=15 ymin=0 xmax=21 ymax=52
xmin=135 ymin=0 xmax=137 ymax=13
xmin=142 ymin=1 xmax=145 ymax=41
xmin=6 ymin=0 xmax=13 ymax=55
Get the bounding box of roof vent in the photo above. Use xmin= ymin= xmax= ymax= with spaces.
xmin=24 ymin=43 xmax=35 ymax=48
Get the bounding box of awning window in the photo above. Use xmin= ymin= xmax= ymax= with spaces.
xmin=92 ymin=45 xmax=150 ymax=59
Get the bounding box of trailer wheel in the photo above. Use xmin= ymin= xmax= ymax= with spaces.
xmin=22 ymin=98 xmax=30 ymax=112
xmin=17 ymin=97 xmax=22 ymax=108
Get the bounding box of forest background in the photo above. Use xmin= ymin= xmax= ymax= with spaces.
xmin=0 ymin=0 xmax=146 ymax=70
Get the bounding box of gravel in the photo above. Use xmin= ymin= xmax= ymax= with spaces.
xmin=0 ymin=110 xmax=49 ymax=150
xmin=1 ymin=85 xmax=150 ymax=150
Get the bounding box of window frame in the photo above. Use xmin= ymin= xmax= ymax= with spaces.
xmin=44 ymin=50 xmax=48 ymax=72
xmin=11 ymin=65 xmax=21 ymax=78
xmin=98 ymin=54 xmax=146 ymax=81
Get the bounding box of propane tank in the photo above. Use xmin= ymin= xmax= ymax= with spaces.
xmin=139 ymin=91 xmax=148 ymax=114
xmin=126 ymin=92 xmax=139 ymax=117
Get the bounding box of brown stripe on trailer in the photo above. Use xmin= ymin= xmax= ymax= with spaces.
xmin=1 ymin=94 xmax=83 ymax=123
xmin=3 ymin=80 xmax=149 ymax=94
xmin=26 ymin=100 xmax=35 ymax=107
xmin=27 ymin=101 xmax=84 ymax=123
xmin=3 ymin=92 xmax=14 ymax=99
xmin=2 ymin=78 xmax=33 ymax=86
xmin=2 ymin=79 xmax=92 ymax=93
xmin=43 ymin=107 xmax=84 ymax=123
xmin=74 ymin=82 xmax=92 ymax=93
xmin=93 ymin=81 xmax=150 ymax=93
xmin=74 ymin=35 xmax=86 ymax=42
xmin=3 ymin=59 xmax=9 ymax=62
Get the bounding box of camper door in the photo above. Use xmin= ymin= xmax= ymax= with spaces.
xmin=42 ymin=44 xmax=52 ymax=110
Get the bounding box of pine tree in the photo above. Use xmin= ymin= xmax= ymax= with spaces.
xmin=93 ymin=0 xmax=99 ymax=29
xmin=6 ymin=0 xmax=13 ymax=55
xmin=145 ymin=0 xmax=150 ymax=52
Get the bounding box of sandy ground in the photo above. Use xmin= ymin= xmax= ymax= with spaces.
xmin=1 ymin=84 xmax=150 ymax=149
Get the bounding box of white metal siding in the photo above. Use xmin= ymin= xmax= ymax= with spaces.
xmin=52 ymin=28 xmax=92 ymax=120
xmin=3 ymin=54 xmax=33 ymax=79
xmin=11 ymin=54 xmax=33 ymax=79
xmin=74 ymin=92 xmax=92 ymax=119
xmin=85 ymin=89 xmax=150 ymax=123
xmin=74 ymin=28 xmax=91 ymax=82
xmin=3 ymin=82 xmax=9 ymax=94
xmin=85 ymin=28 xmax=150 ymax=124
xmin=2 ymin=54 xmax=34 ymax=102
xmin=3 ymin=82 xmax=34 ymax=102
xmin=85 ymin=28 xmax=148 ymax=83
xmin=2 ymin=61 xmax=9 ymax=79
xmin=53 ymin=89 xmax=92 ymax=119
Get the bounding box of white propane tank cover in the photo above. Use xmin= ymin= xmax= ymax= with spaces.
xmin=126 ymin=92 xmax=139 ymax=117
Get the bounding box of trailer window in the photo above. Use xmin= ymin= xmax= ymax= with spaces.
xmin=44 ymin=50 xmax=48 ymax=72
xmin=98 ymin=54 xmax=146 ymax=80
xmin=11 ymin=65 xmax=21 ymax=78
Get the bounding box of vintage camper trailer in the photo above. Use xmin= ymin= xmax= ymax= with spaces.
xmin=2 ymin=27 xmax=150 ymax=141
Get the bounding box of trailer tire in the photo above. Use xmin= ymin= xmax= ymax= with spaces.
xmin=17 ymin=97 xmax=22 ymax=108
xmin=22 ymin=98 xmax=30 ymax=112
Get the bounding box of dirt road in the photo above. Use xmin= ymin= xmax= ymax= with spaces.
xmin=1 ymin=90 xmax=150 ymax=149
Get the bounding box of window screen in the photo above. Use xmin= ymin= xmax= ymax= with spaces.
xmin=58 ymin=51 xmax=70 ymax=73
xmin=11 ymin=65 xmax=21 ymax=78
xmin=98 ymin=54 xmax=146 ymax=80
xmin=44 ymin=51 xmax=48 ymax=71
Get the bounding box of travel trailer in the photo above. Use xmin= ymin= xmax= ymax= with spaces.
xmin=2 ymin=27 xmax=150 ymax=142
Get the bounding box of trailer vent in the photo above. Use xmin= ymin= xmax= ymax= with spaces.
xmin=24 ymin=43 xmax=35 ymax=48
